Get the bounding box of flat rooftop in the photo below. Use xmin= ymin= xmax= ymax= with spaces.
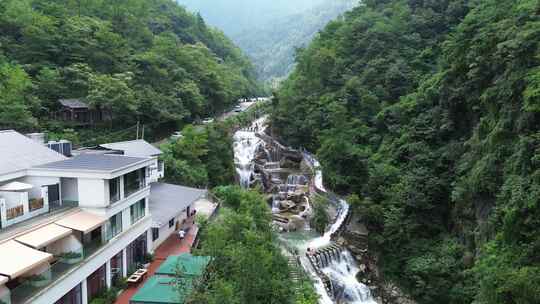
xmin=100 ymin=139 xmax=162 ymax=157
xmin=150 ymin=183 xmax=206 ymax=227
xmin=0 ymin=130 xmax=66 ymax=178
xmin=32 ymin=154 xmax=148 ymax=173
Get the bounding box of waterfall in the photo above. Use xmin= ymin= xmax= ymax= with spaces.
xmin=308 ymin=198 xmax=349 ymax=249
xmin=322 ymin=251 xmax=376 ymax=304
xmin=233 ymin=117 xmax=266 ymax=188
xmin=233 ymin=117 xmax=376 ymax=304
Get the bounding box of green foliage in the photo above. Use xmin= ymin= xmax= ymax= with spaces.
xmin=232 ymin=0 xmax=357 ymax=83
xmin=311 ymin=196 xmax=330 ymax=234
xmin=190 ymin=186 xmax=296 ymax=304
xmin=0 ymin=61 xmax=38 ymax=130
xmin=161 ymin=123 xmax=234 ymax=188
xmin=0 ymin=0 xmax=262 ymax=131
xmin=89 ymin=286 xmax=120 ymax=304
xmin=271 ymin=0 xmax=540 ymax=303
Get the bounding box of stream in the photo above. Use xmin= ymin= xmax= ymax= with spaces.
xmin=233 ymin=117 xmax=376 ymax=304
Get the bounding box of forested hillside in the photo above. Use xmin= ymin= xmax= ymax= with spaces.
xmin=175 ymin=0 xmax=326 ymax=37
xmin=272 ymin=0 xmax=540 ymax=303
xmin=233 ymin=0 xmax=358 ymax=84
xmin=0 ymin=0 xmax=261 ymax=132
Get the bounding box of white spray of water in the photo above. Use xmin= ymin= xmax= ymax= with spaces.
xmin=321 ymin=252 xmax=377 ymax=304
xmin=233 ymin=117 xmax=266 ymax=188
xmin=233 ymin=117 xmax=376 ymax=304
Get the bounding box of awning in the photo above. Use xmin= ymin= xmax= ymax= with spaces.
xmin=0 ymin=240 xmax=53 ymax=279
xmin=155 ymin=253 xmax=211 ymax=277
xmin=55 ymin=211 xmax=106 ymax=234
xmin=0 ymin=181 xmax=33 ymax=192
xmin=16 ymin=224 xmax=73 ymax=249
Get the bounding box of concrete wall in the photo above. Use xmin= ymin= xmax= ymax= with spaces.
xmin=151 ymin=204 xmax=191 ymax=250
xmin=61 ymin=178 xmax=78 ymax=202
xmin=78 ymin=179 xmax=107 ymax=208
xmin=23 ymin=176 xmax=61 ymax=199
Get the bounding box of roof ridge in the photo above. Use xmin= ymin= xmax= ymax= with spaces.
xmin=102 ymin=139 xmax=146 ymax=144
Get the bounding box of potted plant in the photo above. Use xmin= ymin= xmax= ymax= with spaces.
xmin=58 ymin=251 xmax=83 ymax=264
xmin=28 ymin=274 xmax=50 ymax=287
xmin=142 ymin=253 xmax=154 ymax=268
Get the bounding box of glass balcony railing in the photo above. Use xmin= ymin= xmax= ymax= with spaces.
xmin=9 ymin=239 xmax=105 ymax=304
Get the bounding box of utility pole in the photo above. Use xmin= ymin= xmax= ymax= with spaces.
xmin=136 ymin=121 xmax=140 ymax=139
xmin=141 ymin=125 xmax=145 ymax=140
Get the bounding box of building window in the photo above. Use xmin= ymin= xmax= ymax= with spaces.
xmin=168 ymin=218 xmax=175 ymax=228
xmin=111 ymin=251 xmax=123 ymax=287
xmin=55 ymin=283 xmax=82 ymax=304
xmin=152 ymin=228 xmax=159 ymax=241
xmin=109 ymin=177 xmax=121 ymax=203
xmin=106 ymin=212 xmax=122 ymax=241
xmin=87 ymin=264 xmax=106 ymax=303
xmin=124 ymin=168 xmax=146 ymax=197
xmin=126 ymin=233 xmax=147 ymax=272
xmin=130 ymin=199 xmax=146 ymax=224
xmin=158 ymin=160 xmax=164 ymax=172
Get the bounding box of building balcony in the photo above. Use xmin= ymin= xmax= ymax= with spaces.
xmin=5 ymin=214 xmax=108 ymax=304
xmin=0 ymin=188 xmax=50 ymax=229
xmin=9 ymin=240 xmax=106 ymax=304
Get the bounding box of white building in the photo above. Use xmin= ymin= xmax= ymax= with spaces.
xmin=0 ymin=131 xmax=154 ymax=304
xmin=148 ymin=183 xmax=207 ymax=250
xmin=99 ymin=140 xmax=164 ymax=183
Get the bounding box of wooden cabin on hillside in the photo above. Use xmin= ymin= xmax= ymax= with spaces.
xmin=56 ymin=98 xmax=103 ymax=125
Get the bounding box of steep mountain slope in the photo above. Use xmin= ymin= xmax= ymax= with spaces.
xmin=233 ymin=0 xmax=358 ymax=84
xmin=0 ymin=0 xmax=261 ymax=131
xmin=175 ymin=0 xmax=326 ymax=36
xmin=272 ymin=0 xmax=540 ymax=303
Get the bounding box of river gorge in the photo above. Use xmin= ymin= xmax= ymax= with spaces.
xmin=233 ymin=117 xmax=377 ymax=304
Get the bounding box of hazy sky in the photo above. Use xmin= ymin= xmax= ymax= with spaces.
xmin=176 ymin=0 xmax=327 ymax=35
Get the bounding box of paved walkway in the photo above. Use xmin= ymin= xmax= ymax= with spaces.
xmin=114 ymin=225 xmax=198 ymax=304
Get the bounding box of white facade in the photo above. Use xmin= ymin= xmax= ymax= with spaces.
xmin=150 ymin=203 xmax=191 ymax=250
xmin=0 ymin=155 xmax=155 ymax=304
xmin=0 ymin=175 xmax=60 ymax=229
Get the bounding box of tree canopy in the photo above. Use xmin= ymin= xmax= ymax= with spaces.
xmin=271 ymin=0 xmax=540 ymax=302
xmin=0 ymin=0 xmax=262 ymax=131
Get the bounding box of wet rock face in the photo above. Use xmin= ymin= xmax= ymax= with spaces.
xmin=280 ymin=157 xmax=300 ymax=169
xmin=340 ymin=217 xmax=417 ymax=304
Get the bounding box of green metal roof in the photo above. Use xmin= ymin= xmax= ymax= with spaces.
xmin=130 ymin=276 xmax=191 ymax=304
xmin=155 ymin=253 xmax=211 ymax=277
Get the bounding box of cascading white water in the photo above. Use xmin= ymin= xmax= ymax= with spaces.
xmin=233 ymin=117 xmax=376 ymax=304
xmin=233 ymin=117 xmax=266 ymax=187
xmin=308 ymin=198 xmax=349 ymax=249
xmin=322 ymin=251 xmax=377 ymax=304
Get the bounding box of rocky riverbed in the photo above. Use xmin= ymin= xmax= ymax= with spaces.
xmin=233 ymin=117 xmax=414 ymax=304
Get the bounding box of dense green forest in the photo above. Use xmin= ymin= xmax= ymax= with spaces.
xmin=190 ymin=186 xmax=318 ymax=304
xmin=272 ymin=0 xmax=540 ymax=303
xmin=0 ymin=0 xmax=261 ymax=132
xmin=177 ymin=0 xmax=356 ymax=84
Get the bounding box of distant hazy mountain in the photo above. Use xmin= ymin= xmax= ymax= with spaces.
xmin=176 ymin=0 xmax=327 ymax=36
xmin=177 ymin=0 xmax=358 ymax=84
xmin=234 ymin=0 xmax=358 ymax=84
